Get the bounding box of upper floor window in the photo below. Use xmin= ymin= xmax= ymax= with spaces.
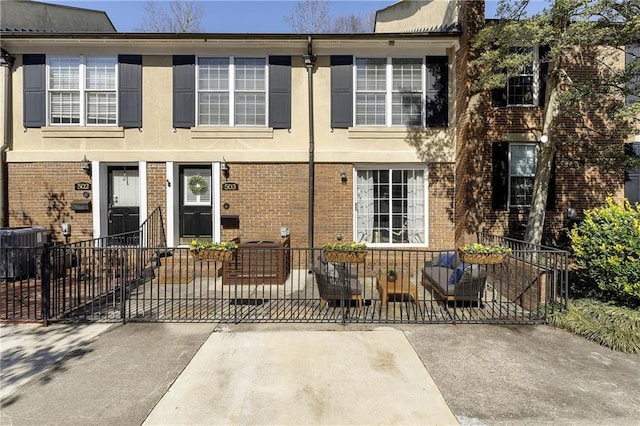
xmin=197 ymin=57 xmax=267 ymax=126
xmin=355 ymin=166 xmax=426 ymax=245
xmin=48 ymin=56 xmax=117 ymax=125
xmin=507 ymin=48 xmax=538 ymax=106
xmin=492 ymin=46 xmax=545 ymax=108
xmin=355 ymin=57 xmax=429 ymax=127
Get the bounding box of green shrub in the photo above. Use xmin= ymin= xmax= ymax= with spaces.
xmin=569 ymin=198 xmax=640 ymax=305
xmin=548 ymin=299 xmax=640 ymax=353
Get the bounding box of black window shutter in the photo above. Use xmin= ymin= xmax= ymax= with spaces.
xmin=625 ymin=142 xmax=640 ymax=204
xmin=268 ymin=56 xmax=291 ymax=129
xmin=492 ymin=142 xmax=509 ymax=210
xmin=546 ymin=153 xmax=556 ymax=211
xmin=425 ymin=56 xmax=448 ymax=127
xmin=118 ymin=55 xmax=142 ymax=128
xmin=626 ymin=45 xmax=639 ymax=106
xmin=491 ymin=86 xmax=507 ymax=107
xmin=173 ymin=55 xmax=195 ymax=128
xmin=23 ymin=54 xmax=46 ymax=128
xmin=331 ymin=55 xmax=353 ymax=128
xmin=538 ymin=45 xmax=550 ymax=108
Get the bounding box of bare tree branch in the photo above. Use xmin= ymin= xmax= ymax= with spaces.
xmin=137 ymin=0 xmax=204 ymax=33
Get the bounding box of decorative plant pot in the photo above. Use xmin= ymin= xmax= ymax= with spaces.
xmin=458 ymin=250 xmax=506 ymax=265
xmin=387 ymin=274 xmax=397 ymax=282
xmin=322 ymin=250 xmax=367 ymax=263
xmin=192 ymin=249 xmax=235 ymax=262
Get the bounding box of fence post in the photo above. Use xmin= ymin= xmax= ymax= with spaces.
xmin=40 ymin=243 xmax=51 ymax=326
xmin=120 ymin=249 xmax=127 ymax=324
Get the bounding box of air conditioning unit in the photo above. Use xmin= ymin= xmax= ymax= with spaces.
xmin=0 ymin=227 xmax=47 ymax=279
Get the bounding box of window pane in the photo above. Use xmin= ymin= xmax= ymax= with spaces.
xmin=510 ymin=176 xmax=535 ymax=206
xmin=198 ymin=58 xmax=229 ymax=91
xmin=355 ymin=93 xmax=385 ymax=126
xmin=50 ymin=92 xmax=80 ymax=124
xmin=49 ymin=57 xmax=80 ymax=90
xmin=356 ymin=58 xmax=386 ymax=91
xmin=235 ymin=58 xmax=265 ymax=91
xmin=85 ymin=57 xmax=116 ymax=90
xmin=510 ymin=144 xmax=537 ymax=175
xmin=86 ymin=92 xmax=117 ymax=125
xmin=392 ymin=93 xmax=422 ymax=126
xmin=392 ymin=59 xmax=422 ymax=92
xmin=235 ymin=92 xmax=265 ymax=126
xmin=199 ymin=92 xmax=229 ymax=125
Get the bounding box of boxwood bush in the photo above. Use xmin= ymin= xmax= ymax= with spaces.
xmin=569 ymin=198 xmax=640 ymax=305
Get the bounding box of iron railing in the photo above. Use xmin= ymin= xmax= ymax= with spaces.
xmin=1 ymin=232 xmax=569 ymax=324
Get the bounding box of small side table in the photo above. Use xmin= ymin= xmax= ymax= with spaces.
xmin=377 ymin=273 xmax=419 ymax=306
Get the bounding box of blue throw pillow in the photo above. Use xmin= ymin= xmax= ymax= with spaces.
xmin=438 ymin=252 xmax=456 ymax=268
xmin=448 ymin=263 xmax=466 ymax=285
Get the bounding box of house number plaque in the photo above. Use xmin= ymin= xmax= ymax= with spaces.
xmin=75 ymin=182 xmax=92 ymax=191
xmin=222 ymin=182 xmax=239 ymax=191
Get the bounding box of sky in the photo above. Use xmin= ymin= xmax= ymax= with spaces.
xmin=40 ymin=0 xmax=532 ymax=33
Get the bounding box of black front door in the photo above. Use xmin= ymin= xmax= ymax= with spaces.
xmin=180 ymin=166 xmax=212 ymax=244
xmin=108 ymin=166 xmax=140 ymax=245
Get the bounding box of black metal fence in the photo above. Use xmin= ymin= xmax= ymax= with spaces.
xmin=2 ymin=229 xmax=569 ymax=325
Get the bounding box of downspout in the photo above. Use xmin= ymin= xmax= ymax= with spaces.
xmin=304 ymin=37 xmax=316 ymax=249
xmin=0 ymin=49 xmax=16 ymax=229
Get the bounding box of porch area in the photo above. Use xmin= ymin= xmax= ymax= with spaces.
xmin=1 ymin=235 xmax=568 ymax=325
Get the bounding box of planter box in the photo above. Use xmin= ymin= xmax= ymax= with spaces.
xmin=322 ymin=250 xmax=367 ymax=263
xmin=458 ymin=250 xmax=506 ymax=265
xmin=192 ymin=249 xmax=236 ymax=262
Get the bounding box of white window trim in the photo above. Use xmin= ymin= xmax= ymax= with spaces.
xmin=353 ymin=56 xmax=427 ymax=128
xmin=506 ymin=47 xmax=539 ymax=107
xmin=195 ymin=56 xmax=269 ymax=128
xmin=508 ymin=143 xmax=538 ymax=208
xmin=46 ymin=55 xmax=118 ymax=126
xmin=352 ymin=164 xmax=429 ymax=247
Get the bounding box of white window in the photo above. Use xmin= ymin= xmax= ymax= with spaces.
xmin=48 ymin=56 xmax=117 ymax=125
xmin=509 ymin=144 xmax=537 ymax=207
xmin=356 ymin=167 xmax=426 ymax=245
xmin=197 ymin=57 xmax=266 ymax=126
xmin=355 ymin=57 xmax=426 ymax=127
xmin=507 ymin=47 xmax=538 ymax=106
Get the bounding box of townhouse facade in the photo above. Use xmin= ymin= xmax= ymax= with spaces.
xmin=0 ymin=0 xmax=636 ymax=250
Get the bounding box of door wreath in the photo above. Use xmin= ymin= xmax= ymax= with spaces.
xmin=188 ymin=175 xmax=208 ymax=195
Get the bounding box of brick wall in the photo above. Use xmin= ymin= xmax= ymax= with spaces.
xmin=8 ymin=162 xmax=94 ymax=243
xmin=219 ymin=163 xmax=309 ymax=247
xmin=455 ymin=1 xmax=626 ymax=247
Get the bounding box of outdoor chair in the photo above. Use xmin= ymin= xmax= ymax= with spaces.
xmin=313 ymin=255 xmax=363 ymax=311
xmin=422 ymin=252 xmax=487 ymax=306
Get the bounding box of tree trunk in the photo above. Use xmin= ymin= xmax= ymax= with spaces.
xmin=524 ymin=70 xmax=560 ymax=246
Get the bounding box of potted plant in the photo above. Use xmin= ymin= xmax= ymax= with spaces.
xmin=458 ymin=243 xmax=512 ymax=264
xmin=322 ymin=241 xmax=368 ymax=263
xmin=190 ymin=239 xmax=238 ymax=262
xmin=387 ymin=267 xmax=398 ymax=282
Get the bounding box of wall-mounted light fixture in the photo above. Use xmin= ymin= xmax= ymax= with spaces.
xmin=81 ymin=155 xmax=92 ymax=176
xmin=540 ymin=134 xmax=549 ymax=144
xmin=221 ymin=157 xmax=230 ymax=181
xmin=340 ymin=169 xmax=347 ymax=183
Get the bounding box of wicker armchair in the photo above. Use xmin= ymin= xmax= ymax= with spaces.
xmin=313 ymin=257 xmax=363 ymax=311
